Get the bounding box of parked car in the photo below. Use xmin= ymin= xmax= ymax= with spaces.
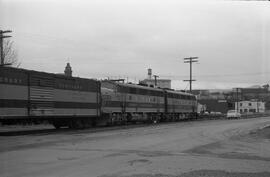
xmin=226 ymin=110 xmax=241 ymax=119
xmin=210 ymin=112 xmax=222 ymax=116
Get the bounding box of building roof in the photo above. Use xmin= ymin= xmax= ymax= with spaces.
xmin=141 ymin=79 xmax=171 ymax=82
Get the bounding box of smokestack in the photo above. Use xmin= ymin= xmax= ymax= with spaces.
xmin=148 ymin=68 xmax=152 ymax=79
xmin=64 ymin=62 xmax=72 ymax=77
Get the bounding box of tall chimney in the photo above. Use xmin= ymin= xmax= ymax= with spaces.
xmin=64 ymin=62 xmax=72 ymax=77
xmin=147 ymin=68 xmax=152 ymax=79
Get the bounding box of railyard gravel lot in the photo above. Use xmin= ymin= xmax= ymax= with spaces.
xmin=1 ymin=117 xmax=270 ymax=177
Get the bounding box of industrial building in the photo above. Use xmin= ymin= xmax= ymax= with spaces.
xmin=236 ymin=100 xmax=265 ymax=113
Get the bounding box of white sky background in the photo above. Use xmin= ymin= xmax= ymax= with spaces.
xmin=0 ymin=0 xmax=269 ymax=90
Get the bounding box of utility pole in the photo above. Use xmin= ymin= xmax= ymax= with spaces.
xmin=183 ymin=57 xmax=198 ymax=93
xmin=153 ymin=75 xmax=159 ymax=87
xmin=0 ymin=30 xmax=12 ymax=66
xmin=236 ymin=88 xmax=238 ymax=112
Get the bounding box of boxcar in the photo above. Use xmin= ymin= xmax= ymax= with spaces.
xmin=0 ymin=66 xmax=101 ymax=128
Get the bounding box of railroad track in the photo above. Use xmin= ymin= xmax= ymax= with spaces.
xmin=0 ymin=118 xmax=202 ymax=136
xmin=0 ymin=122 xmax=162 ymax=136
xmin=1 ymin=115 xmax=268 ymax=136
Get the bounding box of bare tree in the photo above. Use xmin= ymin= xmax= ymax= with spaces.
xmin=2 ymin=39 xmax=20 ymax=67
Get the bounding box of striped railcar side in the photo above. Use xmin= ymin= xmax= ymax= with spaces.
xmin=29 ymin=86 xmax=54 ymax=116
xmin=0 ymin=84 xmax=28 ymax=117
xmin=0 ymin=67 xmax=28 ymax=118
xmin=53 ymin=75 xmax=100 ymax=118
xmin=0 ymin=67 xmax=101 ymax=120
xmin=53 ymin=89 xmax=100 ymax=116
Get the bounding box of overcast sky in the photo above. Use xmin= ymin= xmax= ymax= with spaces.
xmin=1 ymin=0 xmax=269 ymax=90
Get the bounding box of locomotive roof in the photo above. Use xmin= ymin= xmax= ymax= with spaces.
xmin=102 ymin=80 xmax=162 ymax=91
xmin=165 ymin=89 xmax=195 ymax=96
xmin=102 ymin=80 xmax=195 ymax=96
xmin=0 ymin=66 xmax=97 ymax=82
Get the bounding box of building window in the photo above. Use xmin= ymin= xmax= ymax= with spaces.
xmin=249 ymin=109 xmax=255 ymax=113
xmin=248 ymin=103 xmax=252 ymax=106
xmin=240 ymin=103 xmax=242 ymax=107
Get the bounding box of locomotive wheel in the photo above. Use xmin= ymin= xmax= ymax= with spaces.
xmin=68 ymin=119 xmax=84 ymax=129
xmin=52 ymin=122 xmax=61 ymax=129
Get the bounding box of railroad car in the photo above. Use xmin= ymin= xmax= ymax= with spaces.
xmin=164 ymin=89 xmax=197 ymax=121
xmin=0 ymin=66 xmax=101 ymax=128
xmin=101 ymin=80 xmax=197 ymax=124
xmin=101 ymin=80 xmax=165 ymax=124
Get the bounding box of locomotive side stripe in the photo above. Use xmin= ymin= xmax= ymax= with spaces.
xmin=51 ymin=108 xmax=98 ymax=116
xmin=0 ymin=84 xmax=99 ymax=103
xmin=0 ymin=99 xmax=28 ymax=108
xmin=54 ymin=102 xmax=99 ymax=109
xmin=122 ymin=94 xmax=165 ymax=104
xmin=127 ymin=103 xmax=164 ymax=108
xmin=102 ymin=107 xmax=165 ymax=113
xmin=167 ymin=110 xmax=192 ymax=113
xmin=102 ymin=107 xmax=122 ymax=113
xmin=0 ymin=99 xmax=99 ymax=109
xmin=128 ymin=108 xmax=165 ymax=113
xmin=103 ymin=101 xmax=164 ymax=108
xmin=0 ymin=108 xmax=28 ymax=117
xmin=167 ymin=105 xmax=193 ymax=109
xmin=0 ymin=84 xmax=28 ymax=100
xmin=0 ymin=108 xmax=98 ymax=117
xmin=54 ymin=89 xmax=98 ymax=103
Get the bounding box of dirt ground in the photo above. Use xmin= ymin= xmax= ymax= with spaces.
xmin=0 ymin=117 xmax=270 ymax=177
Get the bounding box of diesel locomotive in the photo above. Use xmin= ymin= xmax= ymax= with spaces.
xmin=0 ymin=66 xmax=197 ymax=128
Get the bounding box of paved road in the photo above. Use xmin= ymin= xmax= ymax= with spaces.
xmin=1 ymin=117 xmax=270 ymax=177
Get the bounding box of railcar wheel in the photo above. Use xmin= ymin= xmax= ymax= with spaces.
xmin=53 ymin=123 xmax=61 ymax=129
xmin=68 ymin=119 xmax=82 ymax=129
